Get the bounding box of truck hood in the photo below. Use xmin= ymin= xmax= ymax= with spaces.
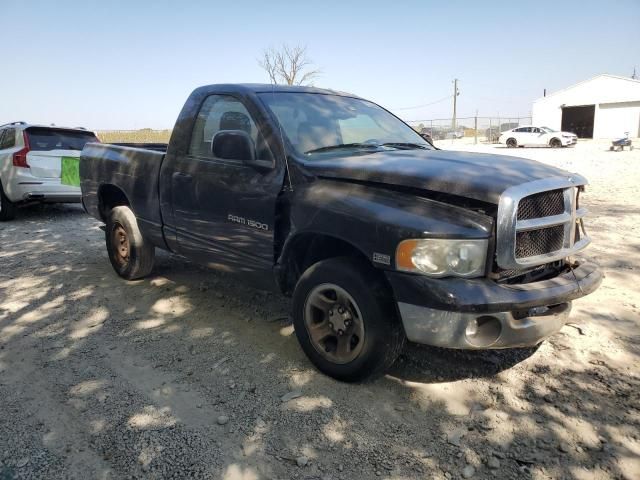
xmin=302 ymin=149 xmax=573 ymax=204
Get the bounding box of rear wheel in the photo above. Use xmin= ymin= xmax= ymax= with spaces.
xmin=550 ymin=138 xmax=562 ymax=148
xmin=0 ymin=183 xmax=17 ymax=221
xmin=506 ymin=138 xmax=517 ymax=148
xmin=292 ymin=257 xmax=405 ymax=382
xmin=105 ymin=206 xmax=155 ymax=279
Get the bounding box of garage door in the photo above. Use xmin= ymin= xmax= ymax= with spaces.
xmin=561 ymin=105 xmax=595 ymax=138
xmin=596 ymin=101 xmax=640 ymax=138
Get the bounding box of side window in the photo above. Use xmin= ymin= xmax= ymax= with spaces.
xmin=0 ymin=128 xmax=16 ymax=149
xmin=532 ymin=127 xmax=541 ymax=133
xmin=188 ymin=95 xmax=272 ymax=161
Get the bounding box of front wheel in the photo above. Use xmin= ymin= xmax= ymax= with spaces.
xmin=105 ymin=206 xmax=155 ymax=280
xmin=506 ymin=138 xmax=517 ymax=148
xmin=292 ymin=257 xmax=405 ymax=382
xmin=0 ymin=183 xmax=17 ymax=221
xmin=550 ymin=138 xmax=562 ymax=148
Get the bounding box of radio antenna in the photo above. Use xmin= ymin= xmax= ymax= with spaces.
xmin=271 ymin=81 xmax=294 ymax=191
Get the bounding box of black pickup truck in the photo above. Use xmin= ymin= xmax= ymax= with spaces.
xmin=80 ymin=84 xmax=602 ymax=381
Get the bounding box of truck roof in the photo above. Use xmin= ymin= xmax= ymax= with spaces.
xmin=197 ymin=83 xmax=361 ymax=99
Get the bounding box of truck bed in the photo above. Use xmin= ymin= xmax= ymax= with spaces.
xmin=80 ymin=143 xmax=166 ymax=247
xmin=111 ymin=143 xmax=168 ymax=152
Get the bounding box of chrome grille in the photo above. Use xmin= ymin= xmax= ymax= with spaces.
xmin=496 ymin=177 xmax=591 ymax=270
xmin=515 ymin=225 xmax=565 ymax=258
xmin=517 ymin=189 xmax=565 ymax=220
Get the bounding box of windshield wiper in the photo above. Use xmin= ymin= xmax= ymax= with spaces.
xmin=304 ymin=142 xmax=430 ymax=154
xmin=304 ymin=143 xmax=382 ymax=154
xmin=382 ymin=142 xmax=429 ymax=150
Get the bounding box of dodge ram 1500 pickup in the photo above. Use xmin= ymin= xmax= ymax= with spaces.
xmin=80 ymin=84 xmax=602 ymax=381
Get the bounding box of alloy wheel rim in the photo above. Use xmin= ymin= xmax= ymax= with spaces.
xmin=303 ymin=283 xmax=365 ymax=364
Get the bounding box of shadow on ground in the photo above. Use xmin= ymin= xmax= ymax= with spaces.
xmin=0 ymin=204 xmax=638 ymax=479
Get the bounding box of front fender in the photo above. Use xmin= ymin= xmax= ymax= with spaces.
xmin=288 ymin=180 xmax=493 ymax=269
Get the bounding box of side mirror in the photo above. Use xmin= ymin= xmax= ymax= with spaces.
xmin=419 ymin=133 xmax=434 ymax=146
xmin=211 ymin=130 xmax=256 ymax=161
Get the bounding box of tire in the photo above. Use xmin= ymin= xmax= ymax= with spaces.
xmin=0 ymin=182 xmax=17 ymax=221
xmin=292 ymin=257 xmax=406 ymax=382
xmin=105 ymin=206 xmax=155 ymax=280
xmin=506 ymin=138 xmax=517 ymax=148
xmin=550 ymin=138 xmax=562 ymax=148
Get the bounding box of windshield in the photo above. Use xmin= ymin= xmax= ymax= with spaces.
xmin=258 ymin=92 xmax=431 ymax=155
xmin=541 ymin=126 xmax=557 ymax=133
xmin=26 ymin=128 xmax=99 ymax=151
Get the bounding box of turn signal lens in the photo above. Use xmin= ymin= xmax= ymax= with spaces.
xmin=396 ymin=239 xmax=420 ymax=271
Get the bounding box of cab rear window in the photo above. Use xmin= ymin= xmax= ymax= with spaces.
xmin=26 ymin=128 xmax=99 ymax=151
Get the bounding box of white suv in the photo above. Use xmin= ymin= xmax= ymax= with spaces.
xmin=0 ymin=122 xmax=99 ymax=220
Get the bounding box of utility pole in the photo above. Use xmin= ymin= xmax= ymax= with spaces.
xmin=452 ymin=78 xmax=459 ymax=132
xmin=474 ymin=109 xmax=478 ymax=145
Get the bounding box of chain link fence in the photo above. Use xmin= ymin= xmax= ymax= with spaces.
xmin=406 ymin=116 xmax=532 ymax=145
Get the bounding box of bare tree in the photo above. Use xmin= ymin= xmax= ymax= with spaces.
xmin=259 ymin=44 xmax=321 ymax=86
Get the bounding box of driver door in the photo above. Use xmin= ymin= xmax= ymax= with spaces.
xmin=167 ymin=94 xmax=283 ymax=281
xmin=516 ymin=127 xmax=534 ymax=146
xmin=530 ymin=127 xmax=546 ymax=146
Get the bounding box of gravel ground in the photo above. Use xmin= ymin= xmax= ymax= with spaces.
xmin=0 ymin=141 xmax=638 ymax=480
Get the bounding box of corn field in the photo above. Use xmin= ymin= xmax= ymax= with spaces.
xmin=96 ymin=129 xmax=172 ymax=143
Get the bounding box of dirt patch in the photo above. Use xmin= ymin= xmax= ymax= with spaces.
xmin=0 ymin=141 xmax=639 ymax=479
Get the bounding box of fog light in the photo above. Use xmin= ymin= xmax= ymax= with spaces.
xmin=465 ymin=318 xmax=478 ymax=337
xmin=465 ymin=315 xmax=502 ymax=347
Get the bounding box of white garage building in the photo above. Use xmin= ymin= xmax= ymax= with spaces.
xmin=532 ymin=74 xmax=640 ymax=139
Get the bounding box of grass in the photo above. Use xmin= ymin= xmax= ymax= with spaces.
xmin=96 ymin=129 xmax=172 ymax=143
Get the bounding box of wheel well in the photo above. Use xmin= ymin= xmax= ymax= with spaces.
xmin=550 ymin=137 xmax=561 ymax=145
xmin=98 ymin=184 xmax=130 ymax=221
xmin=507 ymin=137 xmax=516 ymax=143
xmin=277 ymin=233 xmax=371 ymax=295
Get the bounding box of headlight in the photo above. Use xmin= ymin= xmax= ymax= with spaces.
xmin=396 ymin=238 xmax=488 ymax=278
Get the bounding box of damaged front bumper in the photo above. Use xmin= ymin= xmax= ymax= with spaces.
xmin=385 ymin=260 xmax=602 ymax=349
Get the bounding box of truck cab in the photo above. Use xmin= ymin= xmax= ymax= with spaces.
xmin=80 ymin=84 xmax=602 ymax=381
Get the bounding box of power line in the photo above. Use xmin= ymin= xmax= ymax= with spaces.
xmin=406 ymin=114 xmax=531 ymax=122
xmin=392 ymin=94 xmax=453 ymax=110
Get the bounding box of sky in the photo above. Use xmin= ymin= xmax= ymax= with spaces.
xmin=2 ymin=0 xmax=639 ymax=130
